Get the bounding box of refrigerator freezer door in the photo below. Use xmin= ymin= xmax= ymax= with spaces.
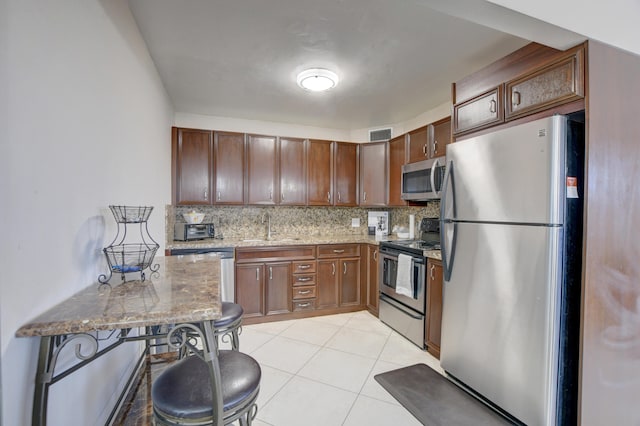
xmin=445 ymin=115 xmax=566 ymax=225
xmin=440 ymin=222 xmax=562 ymax=426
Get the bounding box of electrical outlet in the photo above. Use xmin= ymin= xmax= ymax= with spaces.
xmin=351 ymin=218 xmax=360 ymax=227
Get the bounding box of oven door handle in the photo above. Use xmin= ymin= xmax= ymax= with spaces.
xmin=379 ymin=294 xmax=423 ymax=320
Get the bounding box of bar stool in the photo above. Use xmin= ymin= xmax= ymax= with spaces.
xmin=153 ymin=322 xmax=261 ymax=425
xmin=214 ymin=302 xmax=243 ymax=351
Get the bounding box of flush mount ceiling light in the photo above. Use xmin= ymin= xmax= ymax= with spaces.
xmin=296 ymin=68 xmax=339 ymax=92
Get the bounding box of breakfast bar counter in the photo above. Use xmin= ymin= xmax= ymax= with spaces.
xmin=16 ymin=254 xmax=222 ymax=425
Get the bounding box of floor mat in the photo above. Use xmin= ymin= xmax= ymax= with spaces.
xmin=374 ymin=363 xmax=514 ymax=426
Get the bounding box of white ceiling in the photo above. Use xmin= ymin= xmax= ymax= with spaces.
xmin=127 ymin=0 xmax=583 ymax=130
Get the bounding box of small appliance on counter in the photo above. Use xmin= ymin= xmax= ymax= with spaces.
xmin=367 ymin=211 xmax=389 ymax=236
xmin=173 ymin=222 xmax=216 ymax=241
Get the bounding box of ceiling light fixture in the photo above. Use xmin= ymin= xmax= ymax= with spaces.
xmin=296 ymin=68 xmax=339 ymax=92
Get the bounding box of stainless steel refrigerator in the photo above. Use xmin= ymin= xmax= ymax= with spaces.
xmin=439 ymin=115 xmax=584 ymax=426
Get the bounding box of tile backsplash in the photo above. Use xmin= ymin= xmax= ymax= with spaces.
xmin=167 ymin=204 xmax=439 ymax=243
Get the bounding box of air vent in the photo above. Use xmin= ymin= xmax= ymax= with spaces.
xmin=369 ymin=128 xmax=392 ymax=142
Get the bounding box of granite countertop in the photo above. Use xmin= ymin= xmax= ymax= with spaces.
xmin=168 ymin=235 xmax=442 ymax=260
xmin=16 ymin=255 xmax=222 ymax=338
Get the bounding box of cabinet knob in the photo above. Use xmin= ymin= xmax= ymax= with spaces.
xmin=217 ymin=191 xmax=221 ymax=201
xmin=338 ymin=192 xmax=341 ymax=202
xmin=269 ymin=266 xmax=273 ymax=280
xmin=281 ymin=192 xmax=285 ymax=201
xmin=430 ymin=264 xmax=435 ymax=280
xmin=333 ymin=249 xmax=345 ymax=254
xmin=298 ymin=264 xmax=311 ymax=270
xmin=269 ymin=190 xmax=273 ymax=200
xmin=204 ymin=188 xmax=208 ymax=200
xmin=297 ymin=277 xmax=312 ymax=282
xmin=373 ymin=250 xmax=377 ymax=261
xmin=256 ymin=267 xmax=260 ymax=281
xmin=433 ymin=140 xmax=438 ymax=153
xmin=298 ymin=290 xmax=312 ymax=295
xmin=331 ymin=263 xmax=336 ymax=275
xmin=344 ymin=263 xmax=348 ymax=274
xmin=423 ymin=144 xmax=427 ymax=156
xmin=363 ymin=192 xmax=367 ymax=202
xmin=327 ymin=192 xmax=331 ymax=202
xmin=298 ymin=302 xmax=311 ymax=308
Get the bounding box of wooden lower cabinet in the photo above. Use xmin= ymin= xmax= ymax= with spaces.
xmin=425 ymin=259 xmax=443 ymax=358
xmin=236 ymin=244 xmax=365 ymax=323
xmin=265 ymin=262 xmax=291 ymax=316
xmin=317 ymin=260 xmax=339 ymax=309
xmin=366 ymin=244 xmax=379 ymax=316
xmin=235 ymin=263 xmax=265 ymax=318
xmin=236 ymin=261 xmax=291 ymax=318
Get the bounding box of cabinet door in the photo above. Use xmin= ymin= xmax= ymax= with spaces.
xmin=279 ymin=137 xmax=306 ymax=205
xmin=430 ymin=117 xmax=451 ymax=158
xmin=340 ymin=258 xmax=361 ymax=307
xmin=247 ymin=134 xmax=277 ymax=204
xmin=505 ymin=51 xmax=584 ymax=120
xmin=366 ymin=245 xmax=379 ymax=315
xmin=316 ymin=260 xmax=339 ymax=309
xmin=334 ymin=142 xmax=358 ymax=206
xmin=426 ymin=259 xmax=443 ymax=359
xmin=359 ymin=142 xmax=387 ymax=206
xmin=214 ymin=131 xmax=245 ymax=204
xmin=307 ymin=139 xmax=333 ymax=206
xmin=388 ymin=135 xmax=407 ymax=206
xmin=407 ymin=126 xmax=428 ymax=163
xmin=235 ymin=263 xmax=265 ymax=318
xmin=453 ymin=86 xmax=504 ymax=135
xmin=174 ymin=128 xmax=213 ymax=205
xmin=265 ymin=262 xmax=291 ymax=315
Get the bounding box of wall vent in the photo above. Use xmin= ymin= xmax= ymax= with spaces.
xmin=369 ymin=128 xmax=392 ymax=142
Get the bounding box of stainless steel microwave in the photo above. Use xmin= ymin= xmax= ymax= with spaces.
xmin=173 ymin=222 xmax=216 ymax=241
xmin=401 ymin=156 xmax=445 ymax=201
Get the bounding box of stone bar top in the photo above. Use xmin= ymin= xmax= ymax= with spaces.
xmin=16 ymin=254 xmax=221 ymax=338
xmin=167 ymin=235 xmax=442 ymax=260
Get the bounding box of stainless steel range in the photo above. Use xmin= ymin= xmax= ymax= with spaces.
xmin=378 ymin=218 xmax=440 ymax=348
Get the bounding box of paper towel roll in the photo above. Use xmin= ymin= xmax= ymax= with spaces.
xmin=409 ymin=214 xmax=415 ymax=239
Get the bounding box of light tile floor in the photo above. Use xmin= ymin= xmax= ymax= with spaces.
xmin=221 ymin=311 xmax=444 ymax=426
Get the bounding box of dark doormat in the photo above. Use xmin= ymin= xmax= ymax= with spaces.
xmin=374 ymin=364 xmax=514 ymax=426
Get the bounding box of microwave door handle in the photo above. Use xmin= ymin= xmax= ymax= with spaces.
xmin=432 ymin=158 xmax=441 ymax=196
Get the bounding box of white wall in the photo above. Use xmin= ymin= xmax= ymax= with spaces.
xmin=2 ymin=1 xmax=173 ymax=425
xmin=175 ymin=101 xmax=451 ymax=143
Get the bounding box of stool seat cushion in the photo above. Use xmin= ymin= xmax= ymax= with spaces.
xmin=213 ymin=302 xmax=243 ymax=328
xmin=152 ymin=350 xmax=261 ymax=421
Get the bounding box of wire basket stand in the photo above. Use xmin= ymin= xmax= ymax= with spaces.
xmin=98 ymin=206 xmax=160 ymax=284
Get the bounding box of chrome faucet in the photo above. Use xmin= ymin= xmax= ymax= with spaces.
xmin=261 ymin=212 xmax=272 ymax=240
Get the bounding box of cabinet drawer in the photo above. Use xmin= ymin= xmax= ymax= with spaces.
xmin=292 ymin=261 xmax=316 ymax=273
xmin=292 ymin=285 xmax=316 ymax=300
xmin=292 ymin=299 xmax=315 ymax=311
xmin=505 ymin=50 xmax=584 ymax=120
xmin=236 ymin=245 xmax=316 ymax=263
xmin=292 ymin=274 xmax=316 ymax=286
xmin=453 ymin=86 xmax=504 ymax=135
xmin=317 ymin=244 xmax=361 ymax=258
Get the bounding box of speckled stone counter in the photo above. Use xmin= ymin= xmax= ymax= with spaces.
xmin=167 ymin=235 xmax=442 ymax=260
xmin=16 ymin=254 xmax=222 ymax=337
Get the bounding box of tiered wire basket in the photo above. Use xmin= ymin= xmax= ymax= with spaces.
xmin=99 ymin=206 xmax=160 ymax=284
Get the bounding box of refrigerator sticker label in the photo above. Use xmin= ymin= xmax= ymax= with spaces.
xmin=567 ymin=177 xmax=579 ymax=198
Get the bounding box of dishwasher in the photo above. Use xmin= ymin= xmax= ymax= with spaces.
xmin=169 ymin=247 xmax=235 ymax=302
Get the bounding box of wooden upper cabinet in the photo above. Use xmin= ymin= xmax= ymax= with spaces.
xmin=214 ymin=131 xmax=245 ymax=205
xmin=334 ymin=142 xmax=358 ymax=206
xmin=359 ymin=141 xmax=387 ymax=206
xmin=173 ymin=128 xmax=213 ymax=205
xmin=430 ymin=117 xmax=451 ymax=158
xmin=407 ymin=126 xmax=428 ymax=163
xmin=279 ymin=137 xmax=306 ymax=205
xmin=307 ymin=139 xmax=333 ymax=206
xmin=247 ymin=134 xmax=277 ymax=205
xmin=505 ymin=50 xmax=584 ymax=120
xmin=453 ymin=86 xmax=504 ymax=135
xmin=388 ymin=135 xmax=407 ymax=206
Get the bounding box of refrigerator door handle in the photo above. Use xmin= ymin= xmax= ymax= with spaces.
xmin=440 ymin=160 xmax=457 ymax=282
